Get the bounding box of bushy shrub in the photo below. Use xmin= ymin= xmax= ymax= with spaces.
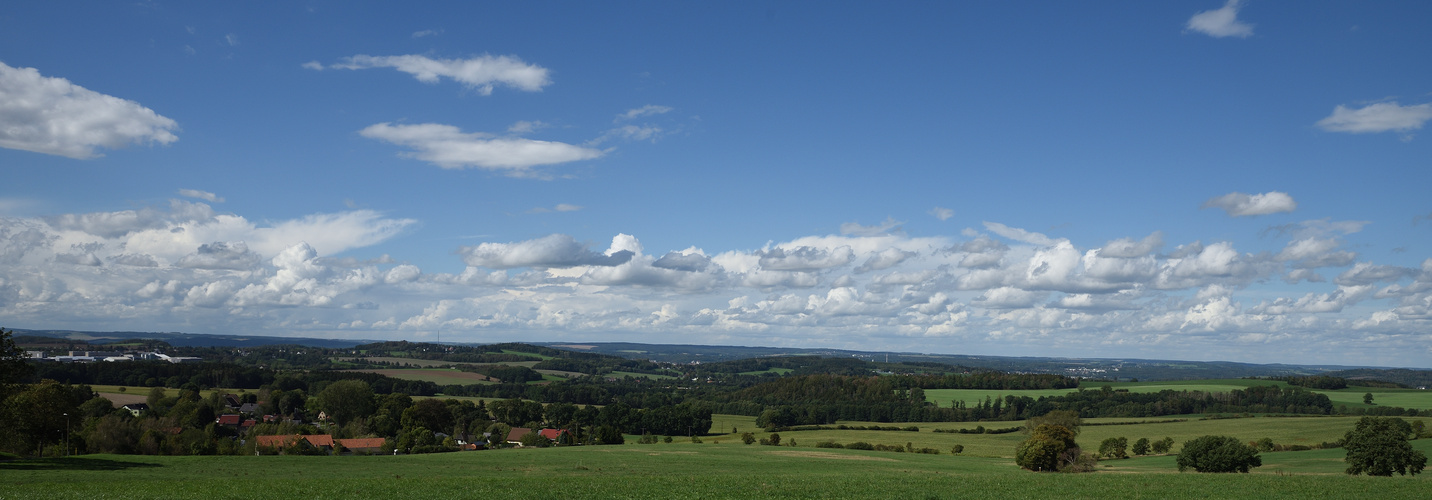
xmin=1176 ymin=435 xmax=1261 ymax=473
xmin=1151 ymin=436 xmax=1174 ymax=454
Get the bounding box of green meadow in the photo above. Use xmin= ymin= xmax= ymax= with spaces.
xmin=4 ymin=438 xmax=1428 ymax=499
xmin=609 ymin=371 xmax=676 ymax=380
xmin=718 ymin=415 xmax=1376 ymax=458
xmin=923 ymin=379 xmax=1432 ymax=410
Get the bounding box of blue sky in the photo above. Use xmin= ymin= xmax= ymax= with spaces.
xmin=2 ymin=1 xmax=1430 ymax=367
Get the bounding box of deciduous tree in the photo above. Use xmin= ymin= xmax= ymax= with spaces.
xmin=1344 ymin=417 xmax=1426 ymax=476
xmin=1131 ymin=437 xmax=1150 ymax=455
xmin=314 ymin=380 xmax=374 ymax=426
xmin=1016 ymin=424 xmax=1078 ymax=472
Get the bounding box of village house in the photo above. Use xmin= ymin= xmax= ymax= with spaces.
xmin=121 ymin=403 xmax=149 ymax=417
xmin=254 ymin=434 xmax=335 ymax=454
xmin=505 ymin=427 xmax=532 ymax=446
xmin=336 ymin=438 xmax=386 ymax=454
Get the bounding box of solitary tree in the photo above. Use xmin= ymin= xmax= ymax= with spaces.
xmin=1176 ymin=435 xmax=1261 ymax=473
xmin=314 ymin=380 xmax=375 ymax=426
xmin=1016 ymin=424 xmax=1079 ymax=472
xmin=1344 ymin=417 xmax=1426 ymax=476
xmin=1131 ymin=437 xmax=1151 ymax=456
xmin=1363 ymin=393 xmax=1375 ymax=405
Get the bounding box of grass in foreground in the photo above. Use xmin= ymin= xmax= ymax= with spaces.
xmin=3 ymin=442 xmax=1427 ymax=500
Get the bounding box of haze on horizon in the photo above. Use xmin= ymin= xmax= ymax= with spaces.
xmin=1 ymin=2 xmax=1429 ymax=368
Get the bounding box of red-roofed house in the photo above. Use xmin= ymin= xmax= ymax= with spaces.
xmin=538 ymin=428 xmax=571 ymax=444
xmin=254 ymin=435 xmax=296 ymax=449
xmin=216 ymin=414 xmax=242 ymax=427
xmin=337 ymin=438 xmax=386 ymax=454
xmin=301 ymin=434 xmax=333 ymax=447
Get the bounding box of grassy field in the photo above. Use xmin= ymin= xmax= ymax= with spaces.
xmin=4 ymin=439 xmax=1428 ymax=499
xmin=348 ymin=369 xmax=497 ymax=386
xmin=708 ymin=414 xmax=1413 ymax=459
xmin=342 ymin=357 xmax=542 ymax=369
xmin=500 ymin=349 xmax=553 ymax=360
xmin=923 ymin=379 xmax=1432 ymax=411
xmin=738 ymin=367 xmax=794 ymax=376
xmin=1317 ymin=387 xmax=1432 ymax=410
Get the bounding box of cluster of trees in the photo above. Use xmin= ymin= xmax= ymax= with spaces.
xmin=893 ymin=372 xmax=1079 ymax=391
xmin=29 ymin=362 xmax=273 ymax=391
xmin=1279 ymin=375 xmax=1349 ymax=390
xmin=1176 ymin=436 xmax=1263 ymax=473
xmin=460 ymin=364 xmax=544 ymax=384
xmin=532 ymin=354 xmax=667 ymax=376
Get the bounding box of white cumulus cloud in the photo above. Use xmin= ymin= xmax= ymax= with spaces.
xmin=1186 ymin=0 xmax=1254 ymax=39
xmin=459 ymin=234 xmax=634 ymax=269
xmin=1316 ymin=102 xmax=1432 ymax=135
xmin=0 ymin=61 xmax=178 ymax=159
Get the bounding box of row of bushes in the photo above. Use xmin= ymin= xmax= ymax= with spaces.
xmin=813 ymin=440 xmax=941 ymax=454
xmin=932 ymin=425 xmax=1021 ymax=434
xmin=764 ymin=424 xmax=920 ymax=432
xmin=1082 ymin=419 xmax=1188 ymax=426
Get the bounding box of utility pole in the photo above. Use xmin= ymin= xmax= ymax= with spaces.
xmin=63 ymin=412 xmax=69 ymax=457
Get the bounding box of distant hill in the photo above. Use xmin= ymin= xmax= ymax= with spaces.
xmin=537 ymin=342 xmax=1409 ymax=382
xmin=8 ymin=328 xmax=1425 ymax=383
xmin=8 ymin=328 xmax=372 ymax=349
xmin=1324 ymin=368 xmax=1432 ymax=389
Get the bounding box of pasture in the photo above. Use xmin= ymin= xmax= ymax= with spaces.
xmin=721 ymin=415 xmax=1375 ymax=458
xmin=347 ymin=369 xmax=496 ymax=386
xmin=923 ymin=379 xmax=1432 ymax=411
xmin=4 ymin=438 xmax=1428 ymax=499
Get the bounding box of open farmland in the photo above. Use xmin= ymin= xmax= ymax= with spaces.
xmin=339 ymin=357 xmax=541 ymax=369
xmin=346 ymin=369 xmax=496 ymax=386
xmin=923 ymin=379 xmax=1432 ymax=411
xmin=723 ymin=415 xmax=1373 ymax=459
xmin=4 ymin=439 xmax=1428 ymax=499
